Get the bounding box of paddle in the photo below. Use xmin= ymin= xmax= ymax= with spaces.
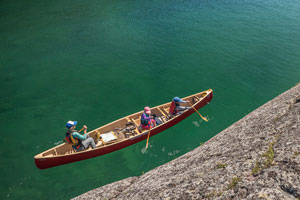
xmin=145 ymin=120 xmax=153 ymax=149
xmin=189 ymin=102 xmax=208 ymax=122
xmin=78 ymin=127 xmax=85 ymax=133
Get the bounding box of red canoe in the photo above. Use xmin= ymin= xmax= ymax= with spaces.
xmin=34 ymin=89 xmax=213 ymax=169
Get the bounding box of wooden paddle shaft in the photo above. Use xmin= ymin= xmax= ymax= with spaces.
xmin=189 ymin=102 xmax=208 ymax=122
xmin=146 ymin=128 xmax=151 ymax=149
xmin=78 ymin=127 xmax=85 ymax=133
xmin=146 ymin=120 xmax=154 ymax=149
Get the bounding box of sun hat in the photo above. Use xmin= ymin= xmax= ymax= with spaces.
xmin=144 ymin=106 xmax=151 ymax=114
xmin=173 ymin=97 xmax=183 ymax=103
xmin=66 ymin=121 xmax=77 ymax=128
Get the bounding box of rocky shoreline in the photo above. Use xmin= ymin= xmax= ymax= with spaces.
xmin=74 ymin=84 xmax=300 ymax=200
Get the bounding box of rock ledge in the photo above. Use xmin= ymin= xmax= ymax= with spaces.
xmin=74 ymin=84 xmax=300 ymax=200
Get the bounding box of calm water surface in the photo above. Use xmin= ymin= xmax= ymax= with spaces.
xmin=0 ymin=0 xmax=300 ymax=199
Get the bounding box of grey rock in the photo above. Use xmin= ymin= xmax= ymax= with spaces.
xmin=74 ymin=84 xmax=300 ymax=200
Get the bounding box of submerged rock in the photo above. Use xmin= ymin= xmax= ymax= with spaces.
xmin=74 ymin=84 xmax=300 ymax=200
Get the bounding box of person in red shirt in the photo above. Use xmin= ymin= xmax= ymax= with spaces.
xmin=169 ymin=97 xmax=191 ymax=115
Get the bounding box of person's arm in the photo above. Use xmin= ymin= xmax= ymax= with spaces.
xmin=145 ymin=116 xmax=151 ymax=120
xmin=72 ymin=132 xmax=87 ymax=140
xmin=181 ymin=100 xmax=189 ymax=104
xmin=144 ymin=114 xmax=153 ymax=120
xmin=83 ymin=125 xmax=87 ymax=134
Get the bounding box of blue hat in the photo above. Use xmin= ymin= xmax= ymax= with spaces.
xmin=66 ymin=121 xmax=77 ymax=128
xmin=173 ymin=97 xmax=183 ymax=103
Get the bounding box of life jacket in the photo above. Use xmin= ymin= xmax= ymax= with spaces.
xmin=169 ymin=101 xmax=179 ymax=114
xmin=65 ymin=131 xmax=82 ymax=149
xmin=141 ymin=113 xmax=150 ymax=125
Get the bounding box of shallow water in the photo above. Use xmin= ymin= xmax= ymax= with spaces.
xmin=0 ymin=0 xmax=300 ymax=199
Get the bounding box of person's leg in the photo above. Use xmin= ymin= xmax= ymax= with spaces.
xmin=176 ymin=106 xmax=190 ymax=112
xmin=142 ymin=124 xmax=150 ymax=130
xmin=75 ymin=146 xmax=85 ymax=152
xmin=81 ymin=137 xmax=96 ymax=149
xmin=150 ymin=119 xmax=156 ymax=127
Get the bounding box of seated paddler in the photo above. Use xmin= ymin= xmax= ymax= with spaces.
xmin=65 ymin=121 xmax=96 ymax=151
xmin=140 ymin=106 xmax=156 ymax=130
xmin=169 ymin=97 xmax=191 ymax=115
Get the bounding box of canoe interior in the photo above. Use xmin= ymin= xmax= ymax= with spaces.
xmin=35 ymin=90 xmax=211 ymax=159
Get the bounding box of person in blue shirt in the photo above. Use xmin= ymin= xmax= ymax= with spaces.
xmin=65 ymin=121 xmax=96 ymax=151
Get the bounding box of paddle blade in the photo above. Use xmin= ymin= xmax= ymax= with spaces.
xmin=189 ymin=103 xmax=208 ymax=122
xmin=201 ymin=115 xmax=208 ymax=122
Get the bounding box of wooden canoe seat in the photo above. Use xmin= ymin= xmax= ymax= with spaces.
xmin=157 ymin=107 xmax=167 ymax=116
xmin=163 ymin=107 xmax=170 ymax=115
xmin=126 ymin=117 xmax=139 ymax=127
xmin=192 ymin=96 xmax=199 ymax=104
xmin=126 ymin=118 xmax=141 ymax=134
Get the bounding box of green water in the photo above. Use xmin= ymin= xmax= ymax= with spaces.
xmin=1 ymin=0 xmax=300 ymax=199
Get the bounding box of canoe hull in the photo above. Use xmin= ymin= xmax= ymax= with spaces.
xmin=35 ymin=91 xmax=213 ymax=169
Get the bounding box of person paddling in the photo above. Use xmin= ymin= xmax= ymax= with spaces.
xmin=140 ymin=107 xmax=156 ymax=130
xmin=169 ymin=97 xmax=191 ymax=115
xmin=65 ymin=121 xmax=96 ymax=151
